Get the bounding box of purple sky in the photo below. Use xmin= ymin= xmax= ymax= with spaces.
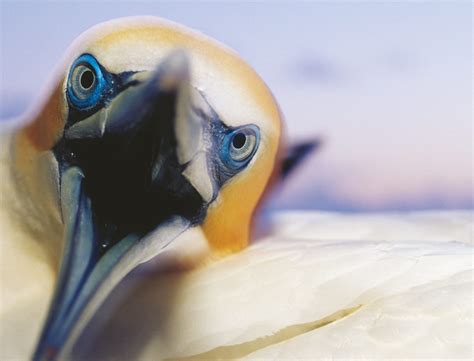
xmin=1 ymin=1 xmax=472 ymax=211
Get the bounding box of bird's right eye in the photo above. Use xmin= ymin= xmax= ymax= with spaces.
xmin=67 ymin=54 xmax=106 ymax=110
xmin=220 ymin=125 xmax=260 ymax=170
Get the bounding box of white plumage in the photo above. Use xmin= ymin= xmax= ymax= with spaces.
xmin=1 ymin=144 xmax=472 ymax=359
xmin=65 ymin=211 xmax=473 ymax=360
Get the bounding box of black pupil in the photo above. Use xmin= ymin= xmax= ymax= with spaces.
xmin=232 ymin=132 xmax=246 ymax=149
xmin=80 ymin=69 xmax=95 ymax=89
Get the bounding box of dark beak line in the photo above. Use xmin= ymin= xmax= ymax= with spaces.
xmin=34 ymin=51 xmax=197 ymax=361
xmin=32 ymin=167 xmax=139 ymax=360
xmin=33 ymin=167 xmax=93 ymax=359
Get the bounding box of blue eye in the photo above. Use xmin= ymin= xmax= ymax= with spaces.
xmin=67 ymin=54 xmax=106 ymax=110
xmin=220 ymin=125 xmax=260 ymax=170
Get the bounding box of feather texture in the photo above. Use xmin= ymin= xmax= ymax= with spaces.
xmin=70 ymin=211 xmax=473 ymax=360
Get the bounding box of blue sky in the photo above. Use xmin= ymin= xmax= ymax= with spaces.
xmin=1 ymin=1 xmax=472 ymax=211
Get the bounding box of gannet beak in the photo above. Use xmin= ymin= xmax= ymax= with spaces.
xmin=33 ymin=51 xmax=214 ymax=360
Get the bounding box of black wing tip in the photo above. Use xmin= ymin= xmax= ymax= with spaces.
xmin=281 ymin=137 xmax=323 ymax=179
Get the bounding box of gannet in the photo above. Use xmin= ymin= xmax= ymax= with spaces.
xmin=0 ymin=16 xmax=472 ymax=361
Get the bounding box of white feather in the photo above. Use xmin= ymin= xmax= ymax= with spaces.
xmin=70 ymin=211 xmax=473 ymax=360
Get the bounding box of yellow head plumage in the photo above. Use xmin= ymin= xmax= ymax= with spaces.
xmin=14 ymin=16 xmax=283 ymax=255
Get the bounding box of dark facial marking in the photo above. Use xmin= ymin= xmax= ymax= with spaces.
xmin=55 ymin=55 xmax=259 ymax=257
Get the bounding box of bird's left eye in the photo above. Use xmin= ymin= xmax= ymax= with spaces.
xmin=67 ymin=54 xmax=106 ymax=110
xmin=221 ymin=125 xmax=260 ymax=169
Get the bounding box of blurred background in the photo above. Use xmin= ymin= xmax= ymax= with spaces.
xmin=1 ymin=1 xmax=472 ymax=212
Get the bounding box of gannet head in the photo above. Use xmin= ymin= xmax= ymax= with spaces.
xmin=12 ymin=17 xmax=282 ymax=360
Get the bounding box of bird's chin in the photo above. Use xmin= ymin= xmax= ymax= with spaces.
xmin=140 ymin=225 xmax=212 ymax=274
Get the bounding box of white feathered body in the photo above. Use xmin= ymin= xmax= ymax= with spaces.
xmin=1 ymin=128 xmax=473 ymax=359
xmin=72 ymin=211 xmax=473 ymax=360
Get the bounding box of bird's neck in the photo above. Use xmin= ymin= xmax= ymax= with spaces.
xmin=1 ymin=128 xmax=64 ymax=266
